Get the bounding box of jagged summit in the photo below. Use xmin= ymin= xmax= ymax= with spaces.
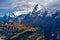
xmin=32 ymin=4 xmax=43 ymax=12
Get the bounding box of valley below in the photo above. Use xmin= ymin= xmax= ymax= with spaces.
xmin=0 ymin=22 xmax=44 ymax=40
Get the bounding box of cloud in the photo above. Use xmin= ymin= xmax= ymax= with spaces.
xmin=13 ymin=10 xmax=27 ymax=16
xmin=47 ymin=0 xmax=60 ymax=8
xmin=0 ymin=0 xmax=38 ymax=16
xmin=0 ymin=0 xmax=60 ymax=10
xmin=0 ymin=0 xmax=60 ymax=17
xmin=0 ymin=0 xmax=22 ymax=9
xmin=39 ymin=0 xmax=60 ymax=14
xmin=41 ymin=0 xmax=60 ymax=9
xmin=0 ymin=0 xmax=37 ymax=14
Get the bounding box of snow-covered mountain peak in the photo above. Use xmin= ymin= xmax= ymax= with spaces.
xmin=33 ymin=4 xmax=43 ymax=12
xmin=36 ymin=4 xmax=43 ymax=12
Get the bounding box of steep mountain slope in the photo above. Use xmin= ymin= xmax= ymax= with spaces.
xmin=0 ymin=3 xmax=60 ymax=40
xmin=21 ymin=4 xmax=47 ymax=27
xmin=20 ymin=4 xmax=60 ymax=40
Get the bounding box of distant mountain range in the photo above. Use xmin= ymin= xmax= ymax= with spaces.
xmin=20 ymin=4 xmax=60 ymax=40
xmin=0 ymin=3 xmax=60 ymax=40
xmin=0 ymin=4 xmax=60 ymax=29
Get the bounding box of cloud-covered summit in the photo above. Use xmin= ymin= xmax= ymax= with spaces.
xmin=0 ymin=0 xmax=60 ymax=17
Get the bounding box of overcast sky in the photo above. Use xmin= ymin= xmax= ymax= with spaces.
xmin=0 ymin=0 xmax=60 ymax=17
xmin=0 ymin=0 xmax=60 ymax=9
